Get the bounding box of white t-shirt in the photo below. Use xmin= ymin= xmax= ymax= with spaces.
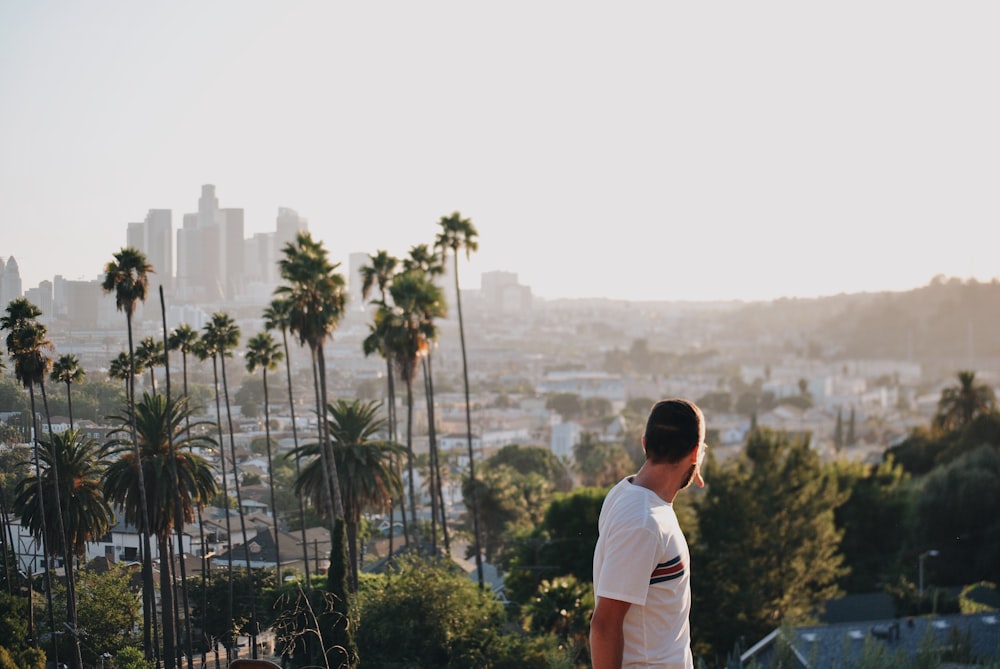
xmin=593 ymin=477 xmax=693 ymax=669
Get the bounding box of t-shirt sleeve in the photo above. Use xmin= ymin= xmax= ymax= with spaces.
xmin=594 ymin=519 xmax=659 ymax=606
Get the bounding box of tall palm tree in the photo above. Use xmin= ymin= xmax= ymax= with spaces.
xmin=275 ymin=232 xmax=347 ymax=525
xmin=50 ymin=354 xmax=85 ymax=430
xmin=202 ymin=311 xmax=261 ymax=655
xmin=168 ymin=322 xmax=210 ymax=664
xmin=402 ymin=245 xmax=450 ymax=551
xmin=359 ymin=250 xmax=403 ymax=555
xmin=105 ymin=393 xmax=217 ymax=669
xmin=1 ymin=301 xmax=65 ymax=665
xmin=245 ymin=331 xmax=284 ymax=586
xmin=381 ymin=271 xmax=443 ymax=534
xmin=291 ymin=399 xmax=402 ymax=591
xmin=135 ymin=335 xmax=165 ymax=394
xmin=434 ymin=211 xmax=484 ymax=587
xmin=360 ymin=251 xmax=400 ymax=444
xmin=935 ymin=369 xmax=997 ymax=432
xmin=263 ymin=298 xmax=312 ymax=586
xmin=102 ymin=246 xmax=159 ymax=657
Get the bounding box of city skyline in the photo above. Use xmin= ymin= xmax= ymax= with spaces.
xmin=2 ymin=3 xmax=999 ymax=303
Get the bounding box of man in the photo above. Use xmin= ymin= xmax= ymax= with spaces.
xmin=590 ymin=399 xmax=707 ymax=669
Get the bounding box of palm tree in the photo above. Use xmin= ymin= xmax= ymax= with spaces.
xmin=359 ymin=250 xmax=403 ymax=555
xmin=381 ymin=271 xmax=443 ymax=534
xmin=360 ymin=251 xmax=400 ymax=443
xmin=434 ymin=211 xmax=484 ymax=587
xmin=102 ymin=246 xmax=159 ymax=658
xmin=108 ymin=351 xmax=138 ymax=395
xmin=50 ymin=354 xmax=85 ymax=430
xmin=14 ymin=428 xmax=114 ymax=564
xmin=167 ymin=322 xmax=210 ymax=664
xmin=401 ymin=245 xmax=449 ymax=550
xmin=1 ymin=301 xmax=65 ymax=665
xmin=104 ymin=394 xmax=217 ymax=669
xmin=263 ymin=298 xmax=312 ymax=586
xmin=135 ymin=335 xmax=165 ymax=394
xmin=934 ymin=369 xmax=997 ymax=432
xmin=245 ymin=331 xmax=284 ymax=586
xmin=291 ymin=399 xmax=402 ymax=591
xmin=202 ymin=311 xmax=262 ymax=655
xmin=275 ymin=232 xmax=347 ymax=525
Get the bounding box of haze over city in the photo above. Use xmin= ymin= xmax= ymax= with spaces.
xmin=2 ymin=2 xmax=998 ymax=303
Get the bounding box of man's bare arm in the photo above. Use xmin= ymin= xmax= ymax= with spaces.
xmin=590 ymin=596 xmax=632 ymax=669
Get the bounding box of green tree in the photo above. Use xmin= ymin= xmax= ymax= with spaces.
xmin=104 ymin=393 xmax=217 ymax=669
xmin=934 ymin=369 xmax=997 ymax=432
xmin=502 ymin=486 xmax=605 ymax=607
xmin=574 ymin=433 xmax=633 ymax=487
xmin=52 ymin=564 xmax=141 ymax=666
xmin=245 ymin=330 xmax=284 ymax=588
xmin=49 ymin=354 xmax=84 ymax=430
xmin=435 ymin=211 xmax=485 ymax=589
xmin=355 ymin=555 xmax=506 ymax=668
xmin=102 ymin=247 xmax=158 ymax=660
xmin=831 ymin=456 xmax=913 ymax=592
xmin=692 ymin=429 xmax=848 ymax=659
xmin=917 ymin=445 xmax=1000 ymax=586
xmin=487 ymin=444 xmax=573 ymax=493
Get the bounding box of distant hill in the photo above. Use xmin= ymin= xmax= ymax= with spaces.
xmin=716 ymin=277 xmax=1000 ymax=375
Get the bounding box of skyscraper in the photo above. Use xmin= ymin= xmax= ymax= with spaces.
xmin=0 ymin=256 xmax=23 ymax=306
xmin=127 ymin=209 xmax=173 ymax=294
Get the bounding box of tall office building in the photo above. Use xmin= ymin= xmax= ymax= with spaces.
xmin=176 ymin=185 xmax=244 ymax=301
xmin=127 ymin=209 xmax=173 ymax=293
xmin=145 ymin=209 xmax=173 ymax=291
xmin=348 ymin=251 xmax=371 ymax=312
xmin=0 ymin=257 xmax=23 ymax=306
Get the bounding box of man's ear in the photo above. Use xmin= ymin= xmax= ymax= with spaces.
xmin=641 ymin=435 xmax=647 ymax=455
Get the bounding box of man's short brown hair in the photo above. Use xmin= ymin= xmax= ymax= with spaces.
xmin=643 ymin=399 xmax=704 ymax=464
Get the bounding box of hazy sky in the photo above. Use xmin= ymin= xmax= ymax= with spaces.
xmin=1 ymin=2 xmax=998 ymax=303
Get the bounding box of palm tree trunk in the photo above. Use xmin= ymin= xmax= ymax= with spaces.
xmin=316 ymin=346 xmax=344 ymax=520
xmin=424 ymin=353 xmax=449 ymax=553
xmin=39 ymin=382 xmax=84 ymax=669
xmin=405 ymin=376 xmax=417 ymax=536
xmin=0 ymin=488 xmax=15 ymax=597
xmin=422 ymin=358 xmax=438 ymax=552
xmin=385 ymin=357 xmax=398 ymax=559
xmin=65 ymin=382 xmax=74 ymax=431
xmin=261 ymin=369 xmax=282 ymax=588
xmin=126 ymin=313 xmax=160 ymax=658
xmin=180 ymin=348 xmax=211 ymax=665
xmin=159 ymin=288 xmax=194 ymax=669
xmin=210 ymin=355 xmax=235 ymax=662
xmin=27 ymin=388 xmax=58 ymax=666
xmin=309 ymin=353 xmax=338 ymax=531
xmin=159 ymin=533 xmax=176 ymax=669
xmin=278 ymin=328 xmax=311 ymax=587
xmin=453 ymin=256 xmax=484 ymax=588
xmin=219 ymin=353 xmax=259 ymax=656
